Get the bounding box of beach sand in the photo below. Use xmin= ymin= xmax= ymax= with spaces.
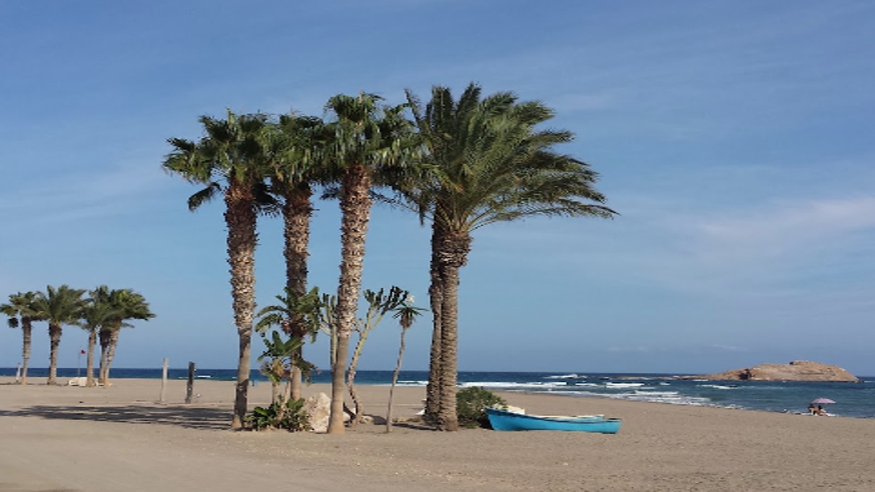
xmin=1 ymin=377 xmax=873 ymax=492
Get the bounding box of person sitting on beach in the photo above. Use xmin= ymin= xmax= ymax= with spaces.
xmin=816 ymin=405 xmax=827 ymax=416
xmin=808 ymin=403 xmax=817 ymax=415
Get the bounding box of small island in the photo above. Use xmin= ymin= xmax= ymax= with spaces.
xmin=692 ymin=360 xmax=860 ymax=382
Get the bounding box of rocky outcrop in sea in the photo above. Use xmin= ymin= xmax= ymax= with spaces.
xmin=695 ymin=360 xmax=860 ymax=382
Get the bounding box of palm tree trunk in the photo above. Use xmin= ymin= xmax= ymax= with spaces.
xmin=103 ymin=330 xmax=120 ymax=386
xmin=328 ymin=165 xmax=372 ymax=434
xmin=283 ymin=185 xmax=312 ymax=401
xmin=86 ymin=330 xmax=97 ymax=387
xmin=435 ymin=232 xmax=471 ymax=431
xmin=47 ymin=322 xmax=62 ymax=385
xmin=346 ymin=332 xmax=369 ymax=427
xmin=98 ymin=328 xmax=111 ymax=385
xmin=425 ymin=226 xmax=445 ymax=421
xmin=225 ymin=183 xmax=258 ymax=429
xmin=271 ymin=380 xmax=280 ymax=405
xmin=20 ymin=319 xmax=32 ymax=385
xmin=386 ymin=325 xmax=410 ymax=432
xmin=436 ymin=267 xmax=460 ymax=431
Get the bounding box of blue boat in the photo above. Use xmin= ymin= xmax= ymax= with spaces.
xmin=486 ymin=407 xmax=622 ymax=434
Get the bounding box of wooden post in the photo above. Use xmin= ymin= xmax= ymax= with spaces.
xmin=159 ymin=358 xmax=169 ymax=404
xmin=185 ymin=361 xmax=195 ymax=404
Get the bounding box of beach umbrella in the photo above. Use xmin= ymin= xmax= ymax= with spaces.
xmin=811 ymin=398 xmax=836 ymax=404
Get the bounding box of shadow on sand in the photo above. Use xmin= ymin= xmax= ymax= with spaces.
xmin=0 ymin=404 xmax=231 ymax=430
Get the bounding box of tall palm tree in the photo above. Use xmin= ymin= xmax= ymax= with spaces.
xmin=403 ymin=84 xmax=617 ymax=430
xmin=96 ymin=288 xmax=155 ymax=386
xmin=263 ymin=114 xmax=329 ymax=399
xmin=80 ymin=286 xmax=119 ymax=387
xmin=31 ymin=285 xmax=87 ymax=385
xmin=322 ymin=93 xmax=416 ymax=434
xmin=163 ymin=110 xmax=273 ymax=429
xmin=1 ymin=291 xmax=40 ymax=385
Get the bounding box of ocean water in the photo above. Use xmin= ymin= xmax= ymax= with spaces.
xmin=4 ymin=368 xmax=874 ymax=419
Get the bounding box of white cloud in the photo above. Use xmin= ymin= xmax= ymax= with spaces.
xmin=692 ymin=196 xmax=875 ymax=264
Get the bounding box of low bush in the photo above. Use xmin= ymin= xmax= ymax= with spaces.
xmin=246 ymin=398 xmax=311 ymax=432
xmin=456 ymin=386 xmax=507 ymax=428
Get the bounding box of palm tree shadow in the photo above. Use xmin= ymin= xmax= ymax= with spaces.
xmin=0 ymin=404 xmax=231 ymax=430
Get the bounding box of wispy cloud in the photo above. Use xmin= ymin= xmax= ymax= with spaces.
xmin=690 ymin=195 xmax=875 ymax=265
xmin=0 ymin=148 xmax=169 ymax=226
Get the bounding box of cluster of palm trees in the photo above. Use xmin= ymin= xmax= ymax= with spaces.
xmin=162 ymin=83 xmax=616 ymax=432
xmin=2 ymin=285 xmax=155 ymax=387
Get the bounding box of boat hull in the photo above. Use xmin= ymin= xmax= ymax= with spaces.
xmin=486 ymin=408 xmax=621 ymax=433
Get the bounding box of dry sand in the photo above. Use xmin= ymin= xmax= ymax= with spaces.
xmin=1 ymin=377 xmax=874 ymax=492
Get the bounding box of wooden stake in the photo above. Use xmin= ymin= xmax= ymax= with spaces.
xmin=159 ymin=358 xmax=168 ymax=403
xmin=185 ymin=361 xmax=195 ymax=404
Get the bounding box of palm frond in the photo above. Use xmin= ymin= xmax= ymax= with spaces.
xmin=187 ymin=183 xmax=222 ymax=211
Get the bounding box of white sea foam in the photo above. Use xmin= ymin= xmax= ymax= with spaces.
xmin=557 ymin=389 xmax=709 ymax=406
xmin=699 ymin=384 xmax=736 ymax=390
xmin=605 ymin=382 xmax=644 ymax=388
xmin=459 ymin=381 xmax=568 ymax=390
xmin=544 ymin=373 xmax=583 ymax=379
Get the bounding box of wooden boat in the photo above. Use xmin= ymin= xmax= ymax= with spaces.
xmin=486 ymin=407 xmax=622 ymax=433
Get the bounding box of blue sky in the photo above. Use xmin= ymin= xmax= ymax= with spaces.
xmin=2 ymin=1 xmax=873 ymax=376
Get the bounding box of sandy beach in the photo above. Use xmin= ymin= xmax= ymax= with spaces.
xmin=1 ymin=377 xmax=873 ymax=492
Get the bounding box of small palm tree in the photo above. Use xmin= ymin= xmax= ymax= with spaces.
xmin=80 ymin=286 xmax=119 ymax=387
xmin=346 ymin=286 xmax=410 ymax=426
xmin=386 ymin=296 xmax=425 ymax=432
xmin=96 ymin=288 xmax=154 ymax=387
xmin=254 ymin=287 xmax=322 ymax=401
xmin=257 ymin=331 xmax=312 ymax=410
xmin=1 ymin=291 xmax=40 ymax=385
xmin=164 ymin=110 xmax=274 ymax=428
xmin=31 ymin=285 xmax=87 ymax=385
xmin=403 ymin=84 xmax=617 ymax=429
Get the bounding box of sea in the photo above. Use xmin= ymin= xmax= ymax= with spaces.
xmin=4 ymin=368 xmax=874 ymax=419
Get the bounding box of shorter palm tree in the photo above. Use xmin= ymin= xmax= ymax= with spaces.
xmin=81 ymin=286 xmax=119 ymax=387
xmin=1 ymin=291 xmax=40 ymax=385
xmin=386 ymin=296 xmax=425 ymax=432
xmin=31 ymin=285 xmax=87 ymax=385
xmin=255 ymin=287 xmax=322 ymax=401
xmin=97 ymin=288 xmax=155 ymax=386
xmin=346 ymin=287 xmax=410 ymax=426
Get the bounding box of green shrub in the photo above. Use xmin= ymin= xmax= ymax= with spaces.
xmin=246 ymin=398 xmax=311 ymax=432
xmin=456 ymin=387 xmax=507 ymax=429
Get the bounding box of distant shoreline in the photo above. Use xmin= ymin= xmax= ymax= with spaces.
xmin=3 ymin=369 xmax=873 ymax=419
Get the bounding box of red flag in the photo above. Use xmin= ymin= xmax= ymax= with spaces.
xmin=80 ymin=349 xmax=86 ymax=355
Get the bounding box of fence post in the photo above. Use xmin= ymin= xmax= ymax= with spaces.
xmin=185 ymin=361 xmax=195 ymax=404
xmin=159 ymin=358 xmax=169 ymax=403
